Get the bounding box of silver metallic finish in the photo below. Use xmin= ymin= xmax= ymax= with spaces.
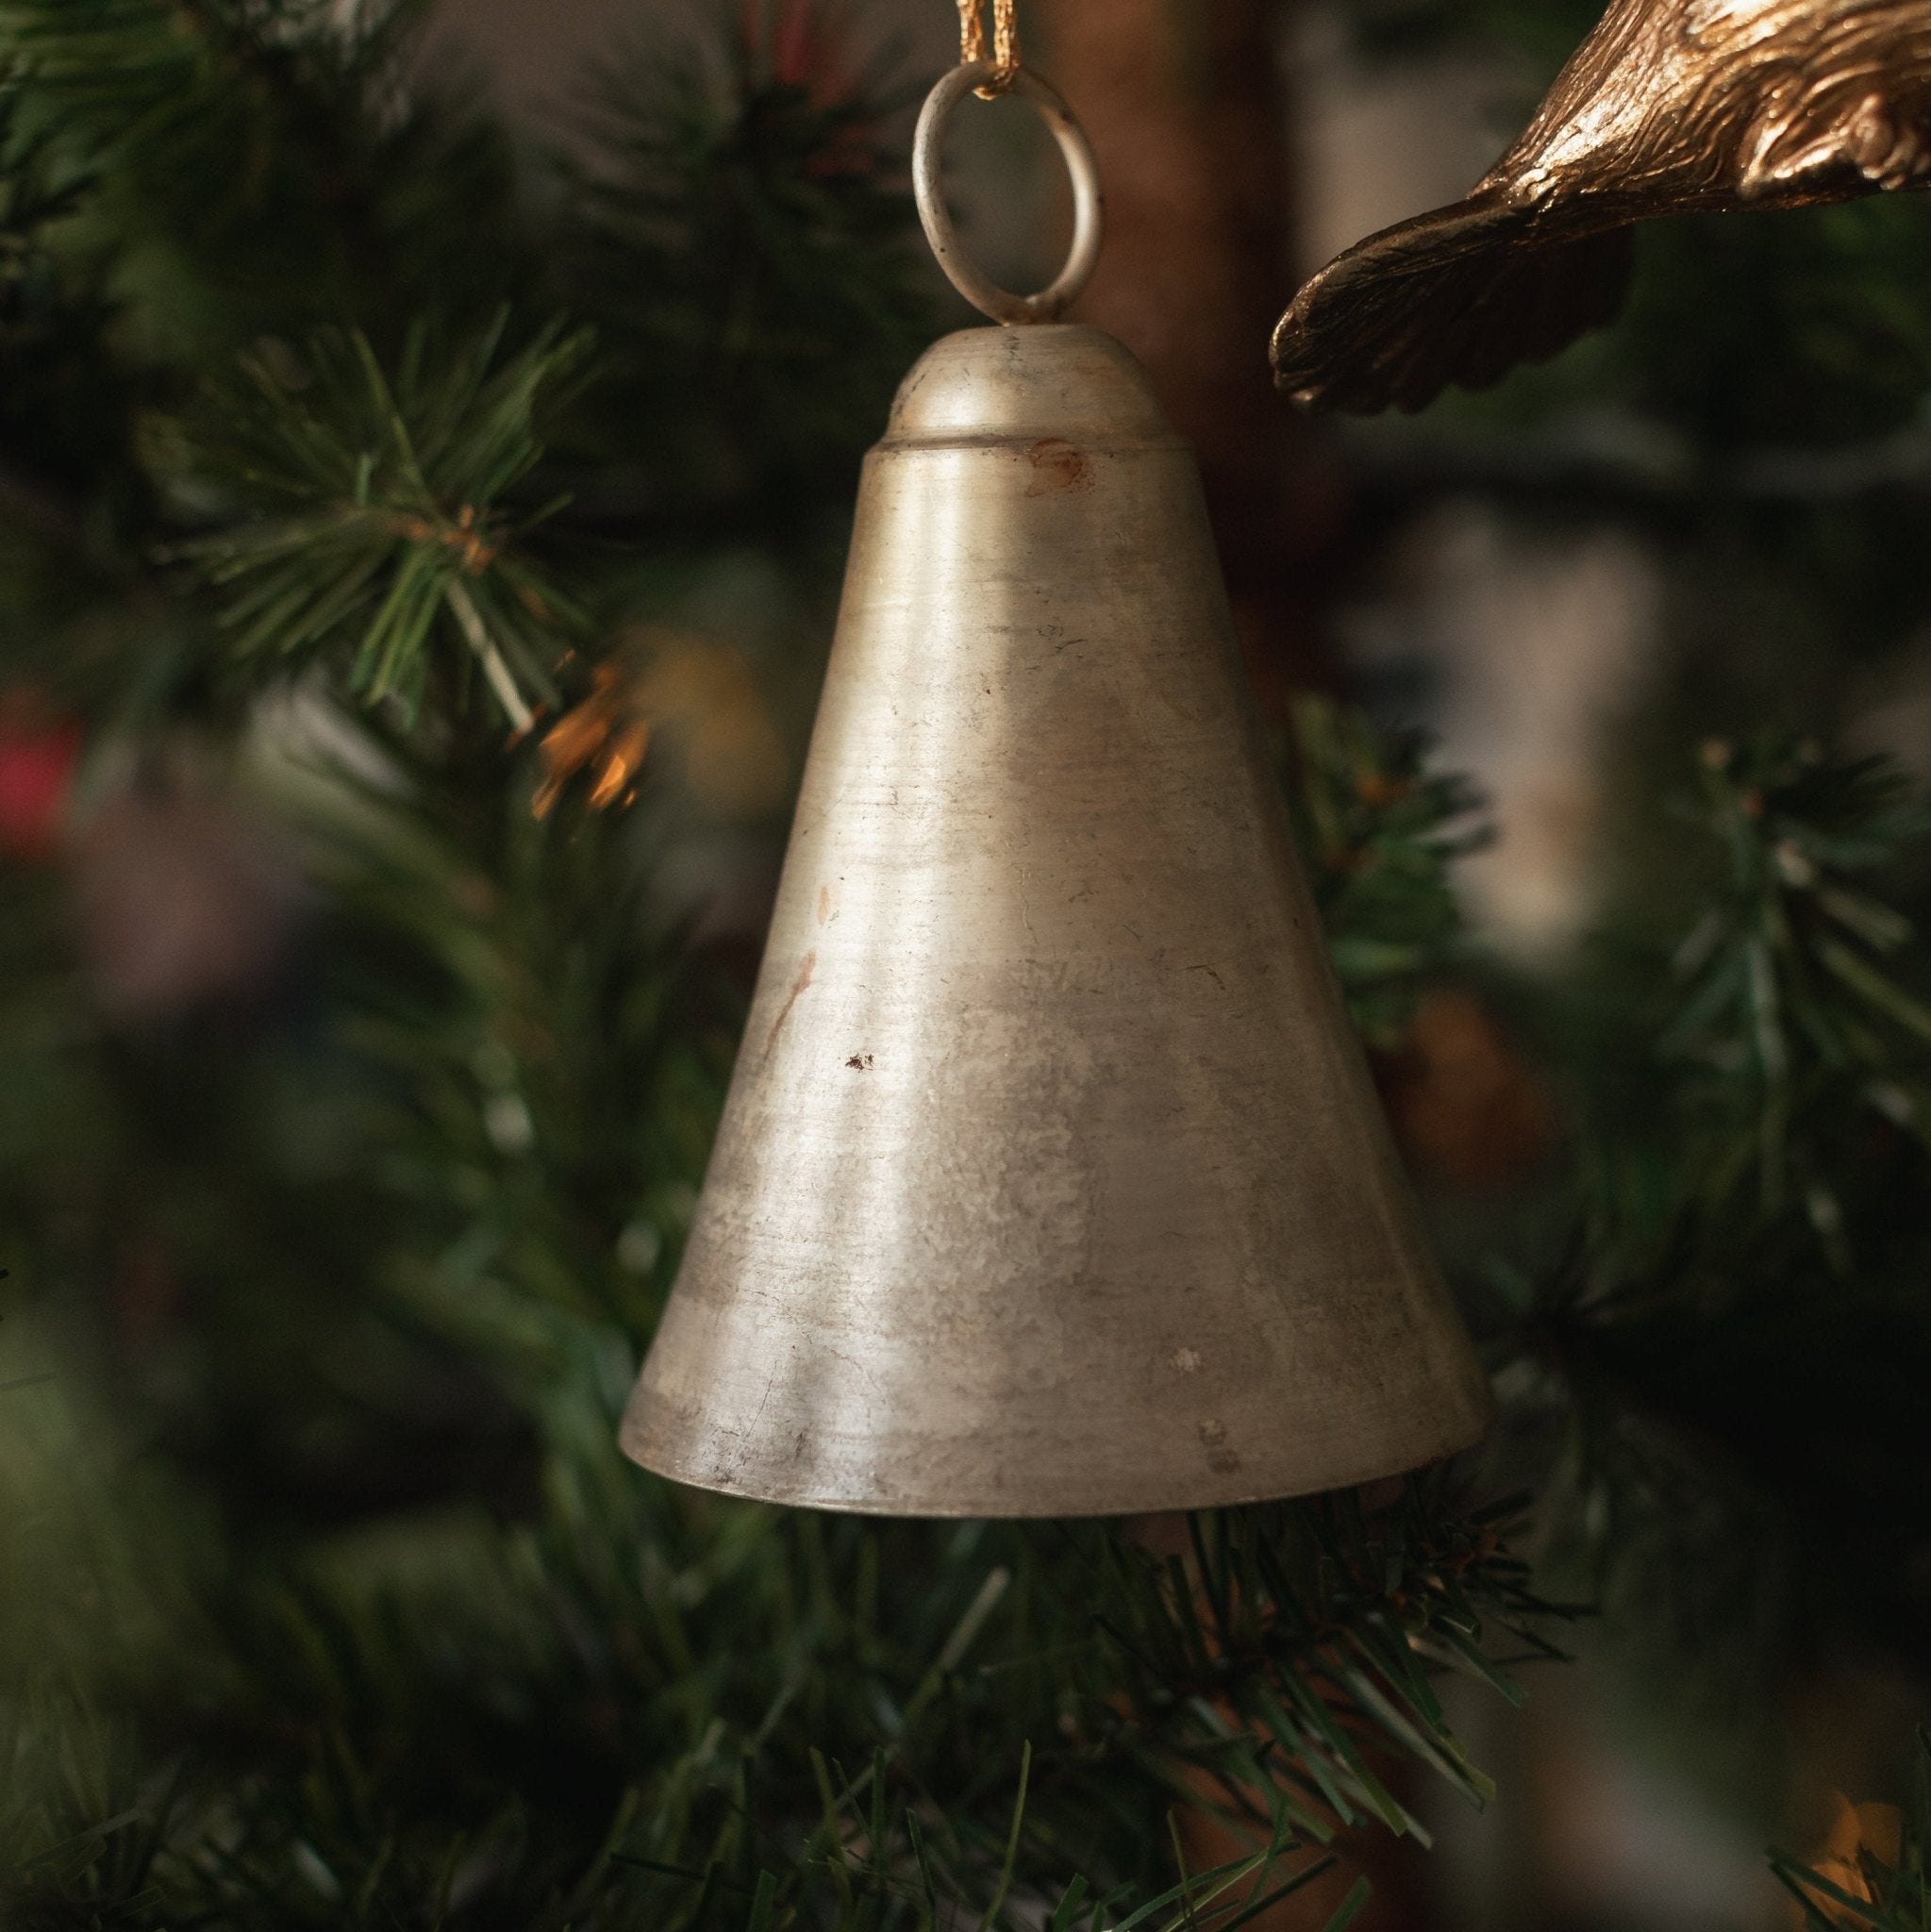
xmin=913 ymin=63 xmax=1105 ymax=325
xmin=623 ymin=325 xmax=1493 ymax=1518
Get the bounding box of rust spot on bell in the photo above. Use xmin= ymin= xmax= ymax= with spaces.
xmin=1024 ymin=436 xmax=1093 ymax=494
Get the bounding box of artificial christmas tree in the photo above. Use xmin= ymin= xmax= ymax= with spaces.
xmin=4 ymin=1 xmax=1931 ymax=1928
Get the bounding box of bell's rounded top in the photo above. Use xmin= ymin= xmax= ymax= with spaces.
xmin=881 ymin=324 xmax=1181 ymax=450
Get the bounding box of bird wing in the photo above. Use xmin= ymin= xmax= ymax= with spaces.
xmin=1271 ymin=200 xmax=1637 ymax=415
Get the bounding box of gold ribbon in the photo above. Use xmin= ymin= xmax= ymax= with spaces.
xmin=957 ymin=0 xmax=1019 ymax=94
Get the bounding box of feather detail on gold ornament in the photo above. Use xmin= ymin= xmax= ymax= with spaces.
xmin=1273 ymin=0 xmax=1931 ymax=414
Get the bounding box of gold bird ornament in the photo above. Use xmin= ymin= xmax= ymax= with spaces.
xmin=1273 ymin=0 xmax=1931 ymax=414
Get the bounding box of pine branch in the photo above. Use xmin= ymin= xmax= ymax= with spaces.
xmin=3 ymin=0 xmax=393 ymax=260
xmin=1286 ymin=696 xmax=1485 ymax=1048
xmin=0 ymin=77 xmax=91 ymax=279
xmin=1663 ymin=734 xmax=1931 ymax=1222
xmin=166 ymin=317 xmax=593 ymax=724
xmin=1488 ymin=736 xmax=1931 ymax=1688
xmin=553 ymin=9 xmax=933 ymax=522
xmin=1 ymin=0 xmax=413 ymax=236
xmin=2 ymin=0 xmax=522 ymax=346
xmin=1501 ymin=732 xmax=1931 ymax=1315
xmin=1061 ymin=1485 xmax=1569 ymax=1849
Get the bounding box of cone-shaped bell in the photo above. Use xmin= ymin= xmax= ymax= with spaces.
xmin=623 ymin=324 xmax=1492 ymax=1517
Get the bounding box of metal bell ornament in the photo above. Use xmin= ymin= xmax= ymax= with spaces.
xmin=620 ymin=43 xmax=1493 ymax=1518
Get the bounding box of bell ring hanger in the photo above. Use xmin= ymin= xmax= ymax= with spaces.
xmin=912 ymin=59 xmax=1106 ymax=325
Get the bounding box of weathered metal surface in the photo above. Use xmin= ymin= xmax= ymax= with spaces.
xmin=622 ymin=324 xmax=1493 ymax=1517
xmin=1273 ymin=0 xmax=1931 ymax=414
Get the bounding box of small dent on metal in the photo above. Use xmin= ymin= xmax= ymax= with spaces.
xmin=1197 ymin=1417 xmax=1241 ymax=1474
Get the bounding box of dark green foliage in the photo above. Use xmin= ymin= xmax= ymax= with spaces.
xmin=1661 ymin=737 xmax=1931 ymax=1218
xmin=1288 ymin=695 xmax=1485 ymax=1046
xmin=1069 ymin=1485 xmax=1565 ymax=1839
xmin=0 ymin=82 xmax=150 ymax=673
xmin=554 ymin=16 xmax=935 ymax=528
xmin=1316 ymin=0 xmax=1931 ymax=1763
xmin=0 ymin=0 xmax=524 ymax=345
xmin=1334 ymin=0 xmax=1606 ymax=75
xmin=1 ymin=1425 xmax=1550 ymax=1930
xmin=1489 ymin=740 xmax=1931 ymax=1686
xmin=1616 ymin=201 xmax=1931 ymax=451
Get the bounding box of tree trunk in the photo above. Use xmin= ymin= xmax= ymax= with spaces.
xmin=1046 ymin=0 xmax=1344 ymax=713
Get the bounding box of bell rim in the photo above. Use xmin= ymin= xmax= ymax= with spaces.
xmin=620 ymin=1390 xmax=1497 ymax=1519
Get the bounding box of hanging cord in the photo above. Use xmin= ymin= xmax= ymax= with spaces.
xmin=957 ymin=0 xmax=1020 ymax=94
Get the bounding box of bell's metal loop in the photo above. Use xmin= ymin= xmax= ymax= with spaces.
xmin=913 ymin=61 xmax=1105 ymax=325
